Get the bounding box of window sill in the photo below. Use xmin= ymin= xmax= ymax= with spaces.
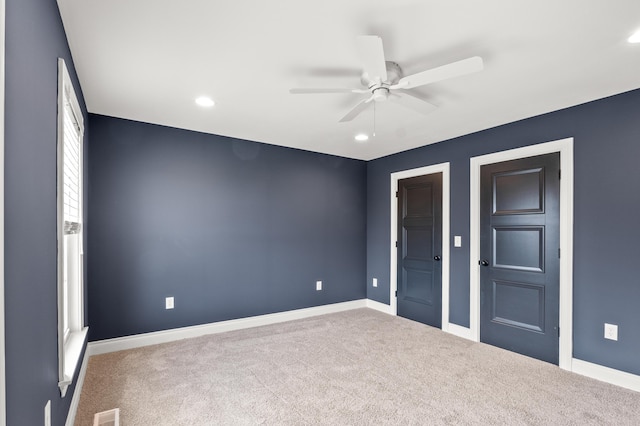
xmin=58 ymin=327 xmax=88 ymax=397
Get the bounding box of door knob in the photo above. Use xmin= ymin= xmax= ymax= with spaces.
xmin=434 ymin=255 xmax=441 ymax=261
xmin=480 ymin=260 xmax=489 ymax=266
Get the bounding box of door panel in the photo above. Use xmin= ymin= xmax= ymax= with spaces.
xmin=405 ymin=269 xmax=434 ymax=303
xmin=493 ymin=226 xmax=544 ymax=271
xmin=492 ymin=280 xmax=545 ymax=332
xmin=493 ymin=168 xmax=544 ymax=213
xmin=397 ymin=173 xmax=442 ymax=327
xmin=480 ymin=153 xmax=560 ymax=364
xmin=406 ymin=229 xmax=433 ymax=260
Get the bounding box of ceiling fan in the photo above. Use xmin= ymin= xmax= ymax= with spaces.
xmin=290 ymin=35 xmax=483 ymax=122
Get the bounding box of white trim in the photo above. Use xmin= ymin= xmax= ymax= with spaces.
xmin=58 ymin=328 xmax=88 ymax=397
xmin=368 ymin=297 xmax=640 ymax=393
xmin=469 ymin=138 xmax=574 ymax=370
xmin=0 ymin=0 xmax=5 ymax=422
xmin=366 ymin=298 xmax=394 ymax=315
xmin=65 ymin=350 xmax=89 ymax=426
xmin=57 ymin=58 xmax=87 ymax=396
xmin=390 ymin=163 xmax=451 ymax=329
xmin=88 ymin=300 xmax=368 ymax=356
xmin=80 ymin=300 xmax=640 ymax=395
xmin=572 ymin=358 xmax=640 ymax=393
xmin=446 ymin=324 xmax=473 ymax=340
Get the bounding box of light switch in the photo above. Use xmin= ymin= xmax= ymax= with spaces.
xmin=454 ymin=236 xmax=462 ymax=247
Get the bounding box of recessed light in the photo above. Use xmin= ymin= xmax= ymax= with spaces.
xmin=628 ymin=29 xmax=640 ymax=43
xmin=195 ymin=96 xmax=215 ymax=107
xmin=354 ymin=133 xmax=369 ymax=142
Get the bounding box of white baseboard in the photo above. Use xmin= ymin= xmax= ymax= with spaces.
xmin=571 ymin=358 xmax=640 ymax=393
xmin=365 ymin=299 xmax=393 ymax=314
xmin=88 ymin=299 xmax=368 ymax=356
xmin=65 ymin=349 xmax=89 ymax=426
xmin=444 ymin=323 xmax=473 ymax=340
xmin=438 ymin=325 xmax=640 ymax=393
xmin=83 ymin=299 xmax=640 ymax=396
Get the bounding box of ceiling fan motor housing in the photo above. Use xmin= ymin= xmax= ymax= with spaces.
xmin=372 ymin=87 xmax=390 ymax=102
xmin=362 ymin=61 xmax=402 ymax=88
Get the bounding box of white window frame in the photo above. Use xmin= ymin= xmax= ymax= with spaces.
xmin=57 ymin=58 xmax=88 ymax=397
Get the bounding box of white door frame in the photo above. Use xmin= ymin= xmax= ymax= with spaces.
xmin=469 ymin=138 xmax=574 ymax=370
xmin=1 ymin=0 xmax=7 ymax=422
xmin=390 ymin=163 xmax=452 ymax=330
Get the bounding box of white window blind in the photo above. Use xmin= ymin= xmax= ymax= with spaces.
xmin=63 ymin=98 xmax=81 ymax=226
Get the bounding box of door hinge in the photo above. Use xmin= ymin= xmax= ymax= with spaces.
xmin=395 ymin=191 xmax=399 ymax=198
xmin=395 ymin=290 xmax=398 ymax=297
xmin=558 ymin=248 xmax=561 ymax=258
xmin=557 ymin=327 xmax=560 ymax=337
xmin=395 ymin=241 xmax=398 ymax=248
xmin=559 ymin=169 xmax=561 ymax=180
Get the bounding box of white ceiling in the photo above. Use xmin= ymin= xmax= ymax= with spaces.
xmin=57 ymin=0 xmax=640 ymax=161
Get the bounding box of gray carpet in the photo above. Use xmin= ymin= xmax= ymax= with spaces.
xmin=75 ymin=309 xmax=640 ymax=425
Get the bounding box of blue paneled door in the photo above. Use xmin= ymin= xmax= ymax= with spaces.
xmin=480 ymin=153 xmax=560 ymax=364
xmin=396 ymin=173 xmax=443 ymax=328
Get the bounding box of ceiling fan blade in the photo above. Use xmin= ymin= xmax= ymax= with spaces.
xmin=389 ymin=92 xmax=437 ymax=116
xmin=339 ymin=96 xmax=374 ymax=122
xmin=289 ymin=88 xmax=368 ymax=94
xmin=356 ymin=35 xmax=388 ymax=82
xmin=393 ymin=56 xmax=483 ymax=90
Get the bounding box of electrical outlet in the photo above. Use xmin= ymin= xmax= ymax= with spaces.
xmin=604 ymin=323 xmax=618 ymax=341
xmin=373 ymin=278 xmax=378 ymax=287
xmin=165 ymin=296 xmax=174 ymax=309
xmin=44 ymin=400 xmax=51 ymax=426
xmin=316 ymin=280 xmax=322 ymax=291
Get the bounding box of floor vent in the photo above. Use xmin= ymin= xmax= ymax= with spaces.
xmin=93 ymin=408 xmax=120 ymax=426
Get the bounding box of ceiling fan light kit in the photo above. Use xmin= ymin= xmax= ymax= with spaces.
xmin=290 ymin=35 xmax=484 ymax=123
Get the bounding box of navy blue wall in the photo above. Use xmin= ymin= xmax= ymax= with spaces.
xmin=87 ymin=115 xmax=367 ymax=340
xmin=5 ymin=2 xmax=639 ymax=420
xmin=367 ymin=88 xmax=640 ymax=376
xmin=5 ymin=0 xmax=89 ymax=424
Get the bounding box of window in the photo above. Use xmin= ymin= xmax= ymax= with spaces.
xmin=57 ymin=58 xmax=87 ymax=397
